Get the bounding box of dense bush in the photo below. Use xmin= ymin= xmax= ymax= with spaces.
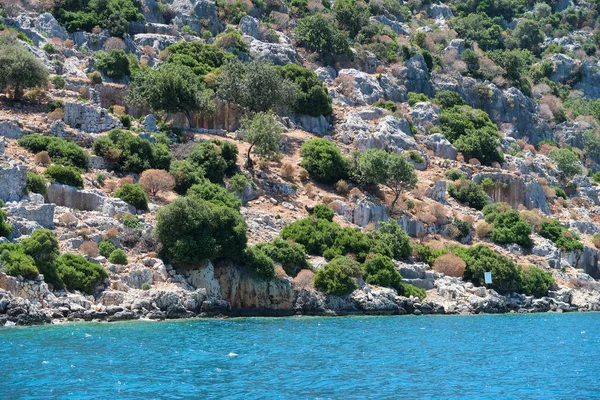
xmin=434 ymin=91 xmax=466 ymax=109
xmin=363 ymin=254 xmax=403 ymax=293
xmin=448 ymin=179 xmax=490 ymax=210
xmin=407 ymin=92 xmax=429 ymax=105
xmin=414 ymin=244 xmax=447 ymax=266
xmin=95 ymin=50 xmax=130 ymax=79
xmin=243 ymin=112 xmax=282 ymax=168
xmin=300 ymin=138 xmax=348 ymax=184
xmin=244 ymin=246 xmax=275 ymax=279
xmin=156 ymin=196 xmax=247 ymax=265
xmin=256 ymin=238 xmax=309 ymax=277
xmin=165 ymin=41 xmax=231 ymax=77
xmin=280 ymin=216 xmax=341 ymax=255
xmin=26 ymin=171 xmax=47 ymax=196
xmin=454 ymin=244 xmax=522 ymax=294
xmin=520 ymin=266 xmax=554 ymax=297
xmin=19 ymin=135 xmax=89 ymax=169
xmin=314 ymin=256 xmax=363 ymax=296
xmin=99 ymin=240 xmax=117 ymax=258
xmin=549 ymin=148 xmax=582 ymax=178
xmin=187 ymin=182 xmax=241 ymax=211
xmin=21 ymin=229 xmax=61 ymax=288
xmin=0 ymin=209 xmax=11 ymax=238
xmin=115 ymin=183 xmax=149 ymax=211
xmin=108 ymin=249 xmax=128 ymax=264
xmin=368 ymin=219 xmax=412 ymax=260
xmin=93 ymin=129 xmax=171 ymax=173
xmin=313 ymin=204 xmax=335 ymax=221
xmin=44 ymin=165 xmax=84 ymax=189
xmin=481 ymin=204 xmax=533 ymax=248
xmin=279 ymin=64 xmax=332 ymax=117
xmin=185 ymin=139 xmax=238 ymax=184
xmin=451 ymin=13 xmax=503 ymax=51
xmin=540 ymin=219 xmax=584 ymax=252
xmin=334 ymin=0 xmax=370 ymax=38
xmin=445 ymin=169 xmax=464 ymax=181
xmin=170 ymin=160 xmax=206 ymax=194
xmin=0 ymin=244 xmax=39 ymax=279
xmin=56 ymin=254 xmax=108 ymax=294
xmin=294 ymin=14 xmax=351 ymax=56
xmin=0 ymin=36 xmax=49 ymax=101
xmin=323 ymin=227 xmax=373 ymax=262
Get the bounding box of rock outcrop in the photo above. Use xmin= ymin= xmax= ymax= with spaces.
xmin=64 ymin=102 xmax=121 ymax=133
xmin=472 ymin=173 xmax=551 ymax=214
xmin=0 ymin=165 xmax=27 ymax=203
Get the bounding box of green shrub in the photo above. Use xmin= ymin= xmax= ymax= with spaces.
xmin=363 ymin=254 xmax=403 ymax=292
xmin=187 ymin=140 xmax=238 ymax=183
xmin=51 ymin=75 xmax=66 ymax=89
xmin=108 ymin=249 xmax=128 ymax=264
xmin=448 ymin=179 xmax=490 ymax=210
xmin=368 ymin=219 xmax=411 ymax=260
xmin=57 ymin=253 xmax=108 ymax=294
xmin=44 ymin=165 xmax=83 ymax=188
xmin=54 ymin=0 xmax=143 ymax=37
xmin=256 ymin=238 xmax=309 ymax=277
xmin=0 ymin=209 xmax=12 ymax=238
xmin=294 ymin=13 xmax=351 ymax=56
xmin=119 ymin=213 xmax=141 ymax=229
xmin=115 ymin=183 xmax=148 ymax=210
xmin=0 ymin=36 xmax=49 ymax=101
xmin=313 ymin=204 xmax=335 ymax=221
xmin=482 ymin=204 xmax=533 ymax=248
xmin=314 ymin=256 xmax=363 ymax=296
xmin=95 ymin=50 xmax=131 ymax=78
xmin=141 ymin=282 xmax=151 ymax=290
xmin=451 ymin=13 xmax=503 ymax=51
xmin=300 ymin=138 xmax=348 ymax=184
xmin=323 ymin=227 xmax=372 ymax=262
xmin=165 ymin=41 xmax=232 ymax=77
xmin=520 ymin=266 xmax=554 ymax=297
xmin=549 ymin=148 xmax=582 ymax=178
xmin=21 ymin=229 xmax=61 ymax=288
xmin=540 ymin=219 xmax=584 ymax=252
xmin=26 ymin=171 xmax=48 ymax=195
xmin=279 ymin=64 xmax=332 ymax=117
xmin=399 ymin=282 xmax=426 ymax=299
xmin=88 ymin=71 xmax=103 ymax=84
xmin=552 ymin=186 xmax=567 ymax=199
xmin=19 ymin=135 xmax=89 ymax=169
xmin=98 ymin=240 xmax=117 ymax=258
xmin=434 ymin=90 xmax=465 ymax=109
xmin=118 ymin=114 xmax=133 ymax=128
xmin=227 ymin=173 xmax=251 ymax=194
xmin=170 ymin=160 xmax=206 ymax=194
xmin=454 ymin=244 xmax=522 ymax=294
xmin=156 ymin=196 xmax=247 ymax=265
xmin=187 ymin=182 xmax=241 ymax=211
xmin=0 ymin=244 xmax=39 ymax=279
xmin=244 ymin=246 xmax=275 ymax=279
xmin=373 ymin=100 xmax=398 ymax=112
xmin=280 ymin=216 xmax=341 ymax=256
xmin=407 ymin=92 xmax=429 ymax=105
xmin=414 ymin=244 xmax=446 ymax=266
xmin=445 ymin=169 xmax=464 ymax=181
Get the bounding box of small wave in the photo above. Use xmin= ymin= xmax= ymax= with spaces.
xmin=228 ymin=352 xmax=238 ymax=357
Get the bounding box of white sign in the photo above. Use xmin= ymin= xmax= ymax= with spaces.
xmin=484 ymin=272 xmax=493 ymax=284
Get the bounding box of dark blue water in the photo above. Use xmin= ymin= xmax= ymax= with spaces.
xmin=1 ymin=313 xmax=599 ymax=399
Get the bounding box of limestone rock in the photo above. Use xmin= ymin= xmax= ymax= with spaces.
xmin=35 ymin=13 xmax=68 ymax=40
xmin=355 ymin=116 xmax=417 ymax=152
xmin=424 ymin=133 xmax=458 ymax=160
xmin=121 ymin=267 xmax=154 ymax=289
xmin=244 ymin=34 xmax=300 ymax=66
xmin=7 ymin=202 xmax=55 ymax=229
xmin=0 ymin=165 xmax=27 ymax=202
xmin=370 ymin=15 xmax=409 ymax=34
xmin=239 ymin=15 xmax=259 ymax=38
xmin=143 ymin=114 xmax=159 ymax=133
xmin=290 ymin=114 xmax=330 ymax=135
xmin=64 ymin=102 xmax=121 ymax=133
xmin=472 ymin=173 xmax=551 ymax=214
xmin=46 ymin=183 xmax=105 ymax=211
xmin=392 ymin=53 xmax=434 ymax=96
xmin=0 ymin=120 xmax=25 ymax=139
xmin=133 ymin=33 xmax=179 ymax=51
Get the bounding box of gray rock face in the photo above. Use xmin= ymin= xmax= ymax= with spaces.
xmin=239 ymin=15 xmax=259 ymax=38
xmin=49 ymin=120 xmax=67 ymax=139
xmin=424 ymin=133 xmax=458 ymax=160
xmin=330 ymin=199 xmax=390 ymax=227
xmin=0 ymin=138 xmax=5 ymax=154
xmin=0 ymin=165 xmax=27 ymax=202
xmin=393 ymin=53 xmax=434 ymax=96
xmin=170 ymin=0 xmax=223 ymax=35
xmin=143 ymin=114 xmax=159 ymax=133
xmin=397 ymin=262 xmax=436 ymax=290
xmin=0 ymin=120 xmax=25 ymax=139
xmin=244 ymin=34 xmax=300 ymax=65
xmin=102 ymin=198 xmax=137 ymax=216
xmin=573 ymin=60 xmax=600 ymax=99
xmin=0 ymin=288 xmax=50 ymax=326
xmin=291 ymin=114 xmax=330 ymax=135
xmin=35 ymin=13 xmax=68 ymax=40
xmin=472 ymin=173 xmax=551 ymax=214
xmin=565 ymin=246 xmax=600 ymax=279
xmin=548 ymin=53 xmax=579 ymax=84
xmin=336 ymin=69 xmax=384 ymax=105
xmin=140 ymin=0 xmax=165 ymax=23
xmin=64 ymin=102 xmax=121 ymax=133
xmin=121 ymin=267 xmax=154 ymax=289
xmin=425 ymin=180 xmax=447 ymax=203
xmin=370 ymin=15 xmax=409 ymax=34
xmin=46 ymin=183 xmax=105 ymax=211
xmin=7 ymin=202 xmax=55 ymax=229
xmin=354 ymin=116 xmax=417 ymax=152
xmin=133 ymin=33 xmax=179 ymax=51
xmin=428 ymin=3 xmax=453 ymax=19
xmin=409 ymin=101 xmax=439 ymax=130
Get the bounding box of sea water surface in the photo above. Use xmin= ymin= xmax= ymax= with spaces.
xmin=1 ymin=313 xmax=599 ymax=399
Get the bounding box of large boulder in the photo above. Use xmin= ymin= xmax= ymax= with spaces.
xmin=46 ymin=183 xmax=105 ymax=211
xmin=7 ymin=201 xmax=55 ymax=229
xmin=354 ymin=115 xmax=417 ymax=152
xmin=370 ymin=15 xmax=409 ymax=34
xmin=548 ymin=53 xmax=579 ymax=84
xmin=392 ymin=53 xmax=434 ymax=96
xmin=35 ymin=13 xmax=68 ymax=40
xmin=573 ymin=60 xmax=600 ymax=99
xmin=290 ymin=115 xmax=331 ymax=135
xmin=133 ymin=33 xmax=179 ymax=51
xmin=170 ymin=0 xmax=223 ymax=35
xmin=337 ymin=69 xmax=387 ymax=105
xmin=239 ymin=15 xmax=259 ymax=39
xmin=140 ymin=0 xmax=166 ymax=23
xmin=424 ymin=133 xmax=458 ymax=160
xmin=0 ymin=165 xmax=27 ymax=202
xmin=329 ymin=198 xmax=390 ymax=227
xmin=0 ymin=120 xmax=25 ymax=139
xmin=64 ymin=102 xmax=121 ymax=133
xmin=472 ymin=173 xmax=551 ymax=214
xmin=243 ymin=34 xmax=300 ymax=65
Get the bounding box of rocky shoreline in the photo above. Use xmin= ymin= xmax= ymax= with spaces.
xmin=2 ymin=261 xmax=599 ymax=326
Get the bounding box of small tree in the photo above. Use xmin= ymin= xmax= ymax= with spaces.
xmin=94 ymin=49 xmax=130 ymax=78
xmin=115 ymin=183 xmax=149 ymax=210
xmin=139 ymin=169 xmax=175 ymax=197
xmin=549 ymin=148 xmax=582 ymax=178
xmin=352 ymin=149 xmax=418 ymax=210
xmin=300 ymin=138 xmax=348 ymax=184
xmin=244 ymin=112 xmax=282 ymax=169
xmin=0 ymin=36 xmax=49 ymax=101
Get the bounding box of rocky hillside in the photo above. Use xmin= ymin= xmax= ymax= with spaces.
xmin=1 ymin=0 xmax=600 ymax=325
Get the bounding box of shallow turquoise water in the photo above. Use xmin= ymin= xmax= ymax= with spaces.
xmin=1 ymin=313 xmax=599 ymax=399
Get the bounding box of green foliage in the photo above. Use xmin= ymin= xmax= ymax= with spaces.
xmin=19 ymin=135 xmax=89 ymax=169
xmin=553 ymin=186 xmax=567 ymax=199
xmin=300 ymin=138 xmax=348 ymax=184
xmin=399 ymin=282 xmax=426 ymax=299
xmin=281 ymin=216 xmax=341 ymax=256
xmin=57 ymin=253 xmax=108 ymax=294
xmin=350 ymin=148 xmax=417 ymax=208
xmin=314 ymin=256 xmax=363 ymax=295
xmin=0 ymin=36 xmax=49 ymax=101
xmin=434 ymin=91 xmax=465 ymax=109
xmin=217 ymin=59 xmax=298 ymax=114
xmin=26 ymin=171 xmax=47 ymax=196
xmin=92 ymin=129 xmax=171 ymax=173
xmin=244 ymin=112 xmax=282 ymax=166
xmin=486 ymin=209 xmax=533 ymax=248
xmin=44 ymin=165 xmax=83 ymax=189
xmin=127 ymin=63 xmax=215 ymax=126
xmin=0 ymin=244 xmax=39 ymax=279
xmin=279 ymin=64 xmax=333 ymax=117
xmin=448 ymin=179 xmax=489 ymax=210
xmin=368 ymin=219 xmax=412 ymax=260
xmin=372 ymin=100 xmax=398 ymax=112
xmin=451 ymin=13 xmax=503 ymax=51
xmin=583 ymin=130 xmax=600 ymax=159
xmin=549 ymin=148 xmax=582 ymax=178
xmin=323 ymin=227 xmax=372 ymax=262
xmin=165 ymin=41 xmax=231 ymax=77
xmin=0 ymin=209 xmax=12 ymax=238
xmin=95 ymin=50 xmax=130 ymax=79
xmin=487 ymin=49 xmax=533 ymax=84
xmin=227 ymin=174 xmax=250 ymax=194
xmin=414 ymin=244 xmax=447 ymax=266
xmin=333 ymin=0 xmax=371 ymax=38
xmin=454 ymin=244 xmax=522 ymax=294
xmin=170 ymin=160 xmax=206 ymax=194
xmin=119 ymin=213 xmax=141 ymax=228
xmin=51 ymin=76 xmax=66 ymax=89
xmin=256 ymin=238 xmax=309 ymax=277
xmin=540 ymin=219 xmax=584 ymax=252
xmin=363 ymin=254 xmax=403 ymax=292
xmin=187 ymin=182 xmax=241 ymax=211
xmin=108 ymin=249 xmax=128 ymax=264
xmin=99 ymin=240 xmax=117 ymax=258
xmin=115 ymin=183 xmax=148 ymax=210
xmin=407 ymin=92 xmax=429 ymax=105
xmin=118 ymin=114 xmax=133 ymax=128
xmin=214 ymin=28 xmax=249 ymax=55
xmin=244 ymin=246 xmax=275 ymax=279
xmin=187 ymin=139 xmax=238 ymax=184
xmin=509 ymin=20 xmax=544 ymax=52
xmin=294 ymin=13 xmax=351 ymax=56
xmin=156 ymin=196 xmax=247 ymax=265
xmin=438 ymin=105 xmax=503 ymax=165
xmin=520 ymin=266 xmax=554 ymax=297
xmin=313 ymin=204 xmax=335 ymax=221
xmin=445 ymin=169 xmax=464 ymax=181
xmin=564 ymin=97 xmax=600 ymax=124
xmin=21 ymin=229 xmax=61 ymax=288
xmin=54 ymin=0 xmax=144 ymax=37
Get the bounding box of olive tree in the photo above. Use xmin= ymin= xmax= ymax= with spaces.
xmin=0 ymin=36 xmax=48 ymax=101
xmin=243 ymin=112 xmax=282 ymax=168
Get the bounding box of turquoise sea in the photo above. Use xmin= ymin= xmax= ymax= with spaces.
xmin=1 ymin=313 xmax=599 ymax=399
